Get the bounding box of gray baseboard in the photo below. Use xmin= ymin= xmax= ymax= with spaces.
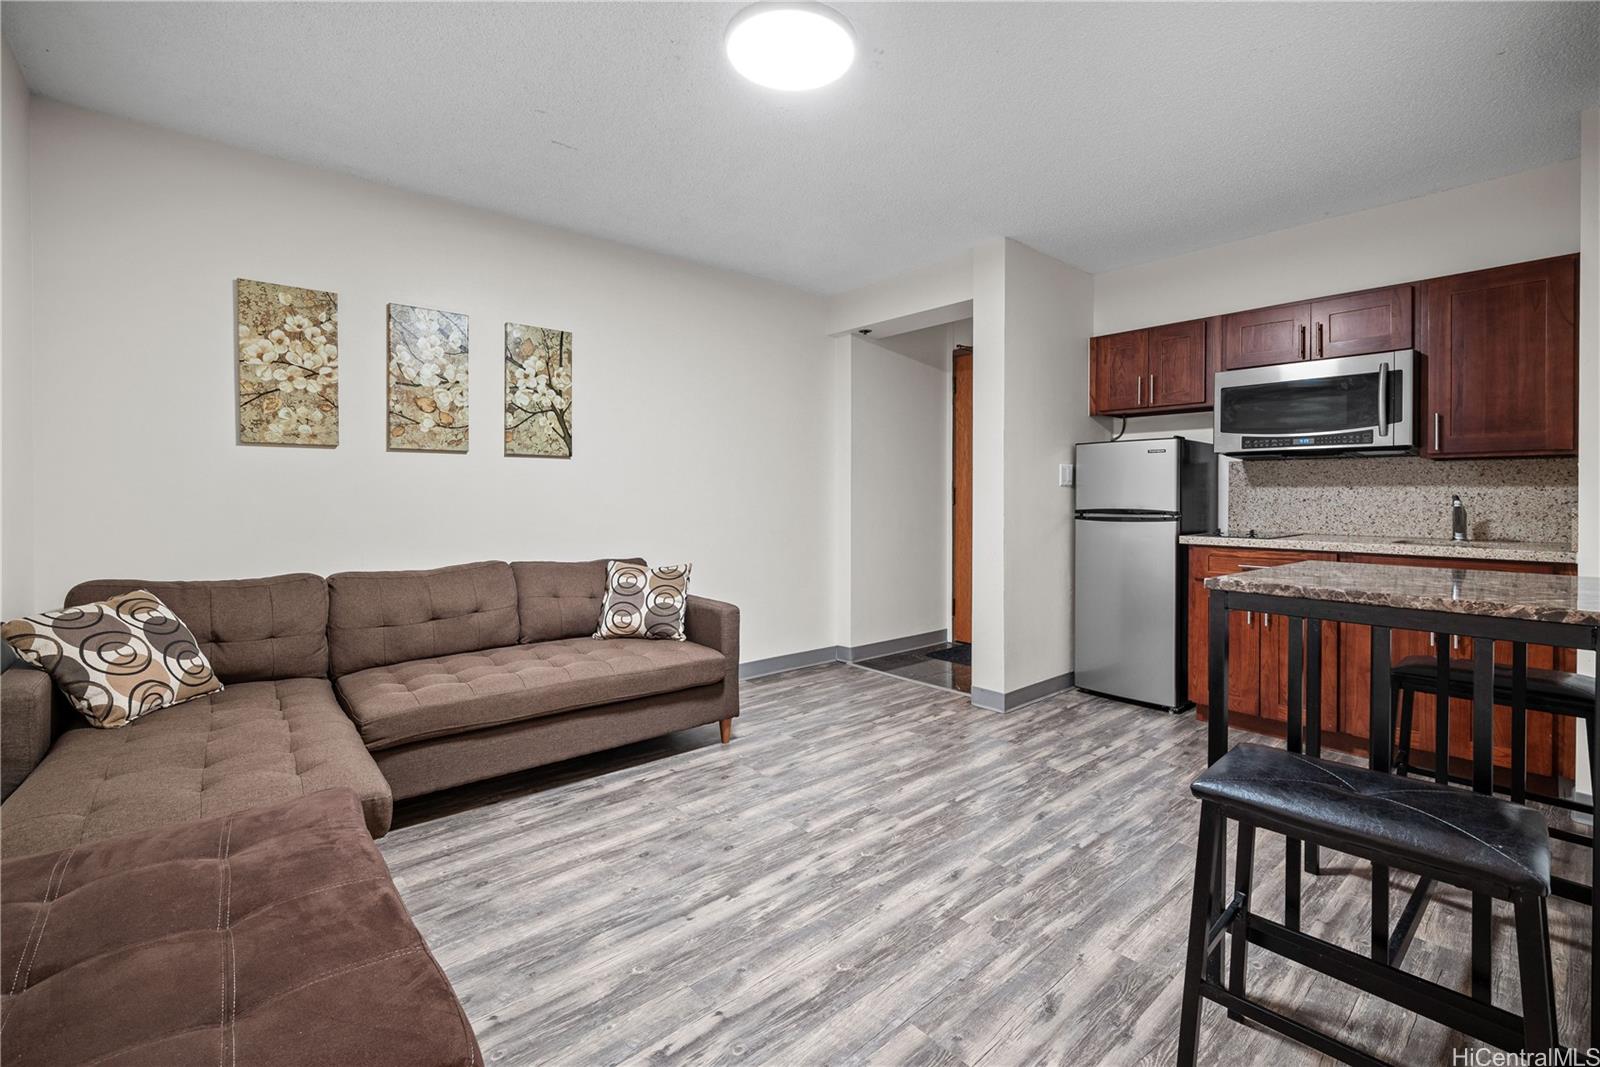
xmin=971 ymin=672 xmax=1075 ymax=712
xmin=739 ymin=629 xmax=951 ymax=681
xmin=841 ymin=629 xmax=948 ymax=662
xmin=739 ymin=646 xmax=842 ymax=680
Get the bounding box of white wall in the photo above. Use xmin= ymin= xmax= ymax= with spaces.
xmin=970 ymin=239 xmax=1094 ymax=701
xmin=999 ymin=241 xmax=1096 ymax=695
xmin=1 ymin=41 xmax=31 ymax=618
xmin=20 ymin=100 xmax=835 ymax=663
xmin=846 ymin=333 xmax=950 ymax=647
xmin=826 ymin=251 xmax=971 ymax=338
xmin=1093 ymin=160 xmax=1582 ymax=335
xmin=1578 ymin=108 xmax=1599 ymax=797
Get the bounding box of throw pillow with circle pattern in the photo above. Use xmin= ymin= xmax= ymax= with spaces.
xmin=2 ymin=589 xmax=222 ymax=728
xmin=594 ymin=561 xmax=692 ymax=640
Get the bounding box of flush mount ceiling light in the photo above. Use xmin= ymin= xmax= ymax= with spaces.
xmin=725 ymin=2 xmax=856 ymax=91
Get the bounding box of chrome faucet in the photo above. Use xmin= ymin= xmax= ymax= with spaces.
xmin=1451 ymin=494 xmax=1467 ymax=542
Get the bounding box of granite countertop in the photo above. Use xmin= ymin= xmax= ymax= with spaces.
xmin=1179 ymin=531 xmax=1575 ymax=565
xmin=1205 ymin=561 xmax=1600 ymax=626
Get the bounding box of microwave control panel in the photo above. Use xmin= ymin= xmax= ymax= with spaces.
xmin=1241 ymin=430 xmax=1374 ymax=450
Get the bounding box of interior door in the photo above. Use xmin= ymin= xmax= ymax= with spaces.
xmin=952 ymin=347 xmax=973 ymax=644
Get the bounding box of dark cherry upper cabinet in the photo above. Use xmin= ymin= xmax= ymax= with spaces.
xmin=1421 ymin=254 xmax=1578 ymax=458
xmin=1311 ymin=285 xmax=1412 ymax=360
xmin=1147 ymin=319 xmax=1210 ymax=409
xmin=1221 ymin=302 xmax=1310 ymax=369
xmin=1089 ymin=318 xmax=1213 ymax=416
xmin=1089 ymin=329 xmax=1147 ymax=414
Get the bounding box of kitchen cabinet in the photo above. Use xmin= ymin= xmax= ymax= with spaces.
xmin=1221 ymin=284 xmax=1414 ymax=371
xmin=1420 ymin=254 xmax=1578 ymax=458
xmin=1336 ymin=553 xmax=1576 ymax=780
xmin=1311 ymin=285 xmax=1413 ymax=361
xmin=1089 ymin=318 xmax=1212 ymax=416
xmin=1089 ymin=329 xmax=1146 ymax=413
xmin=1146 ymin=319 xmax=1210 ymax=408
xmin=1186 ymin=547 xmax=1338 ymax=727
xmin=1186 ymin=545 xmax=1577 ymax=782
xmin=1221 ymin=301 xmax=1310 ymax=369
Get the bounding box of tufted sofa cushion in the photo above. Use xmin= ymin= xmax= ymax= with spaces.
xmin=328 ymin=561 xmax=519 ymax=677
xmin=64 ymin=573 xmax=329 ymax=683
xmin=337 ymin=637 xmax=727 ymax=750
xmin=0 ymin=678 xmax=391 ymax=858
xmin=512 ymin=557 xmax=643 ymax=643
xmin=0 ymin=788 xmax=481 ymax=1067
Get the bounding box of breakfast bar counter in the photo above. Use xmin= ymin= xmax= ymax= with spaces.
xmin=1203 ymin=560 xmax=1600 ymax=1046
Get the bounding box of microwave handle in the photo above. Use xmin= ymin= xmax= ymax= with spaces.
xmin=1377 ymin=362 xmax=1389 ymax=437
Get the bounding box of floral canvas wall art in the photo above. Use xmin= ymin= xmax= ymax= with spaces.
xmin=388 ymin=304 xmax=469 ymax=452
xmin=505 ymin=324 xmax=573 ymax=458
xmin=236 ymin=278 xmax=339 ymax=447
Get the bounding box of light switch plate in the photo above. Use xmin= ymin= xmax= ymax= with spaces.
xmin=1059 ymin=463 xmax=1074 ymax=488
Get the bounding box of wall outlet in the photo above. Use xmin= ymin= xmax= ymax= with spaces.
xmin=1058 ymin=463 xmax=1074 ymax=488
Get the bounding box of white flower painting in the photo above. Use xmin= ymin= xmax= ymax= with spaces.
xmin=236 ymin=279 xmax=339 ymax=447
xmin=504 ymin=323 xmax=573 ymax=458
xmin=388 ymin=304 xmax=469 ymax=452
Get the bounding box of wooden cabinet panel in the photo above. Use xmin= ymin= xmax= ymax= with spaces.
xmin=1090 ymin=329 xmax=1147 ymax=414
xmin=1146 ymin=320 xmax=1208 ymax=409
xmin=1422 ymin=254 xmax=1578 ymax=458
xmin=1187 ymin=547 xmax=1335 ymax=722
xmin=1311 ymin=285 xmax=1413 ymax=360
xmin=1222 ymin=302 xmax=1309 ymax=369
xmin=1257 ymin=607 xmax=1340 ymax=729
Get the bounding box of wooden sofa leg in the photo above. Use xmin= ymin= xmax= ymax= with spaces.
xmin=719 ymin=718 xmax=733 ymax=744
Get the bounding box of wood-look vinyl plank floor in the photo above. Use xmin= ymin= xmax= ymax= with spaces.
xmin=380 ymin=663 xmax=1592 ymax=1066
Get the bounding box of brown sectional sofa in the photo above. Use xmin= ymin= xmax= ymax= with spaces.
xmin=1 ymin=788 xmax=482 ymax=1066
xmin=1 ymin=558 xmax=739 ymax=857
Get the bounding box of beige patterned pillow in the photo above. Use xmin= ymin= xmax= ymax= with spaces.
xmin=2 ymin=589 xmax=223 ymax=728
xmin=594 ymin=562 xmax=692 ymax=640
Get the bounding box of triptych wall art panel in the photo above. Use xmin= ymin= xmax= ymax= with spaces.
xmin=387 ymin=303 xmax=469 ymax=452
xmin=233 ymin=281 xmax=572 ymax=457
xmin=504 ymin=324 xmax=575 ymax=458
xmin=235 ymin=278 xmax=340 ymax=447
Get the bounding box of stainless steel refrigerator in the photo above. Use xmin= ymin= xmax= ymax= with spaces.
xmin=1073 ymin=437 xmax=1215 ymax=710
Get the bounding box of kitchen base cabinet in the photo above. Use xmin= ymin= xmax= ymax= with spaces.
xmin=1187 ymin=547 xmax=1337 ymax=729
xmin=1337 ymin=553 xmax=1576 ymax=781
xmin=1186 ymin=546 xmax=1577 ymax=784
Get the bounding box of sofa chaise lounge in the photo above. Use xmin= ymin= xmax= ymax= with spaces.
xmin=0 ymin=558 xmax=739 ymax=858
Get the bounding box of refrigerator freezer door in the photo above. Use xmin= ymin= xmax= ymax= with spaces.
xmin=1073 ymin=516 xmax=1180 ymax=707
xmin=1074 ymin=440 xmax=1181 ymax=514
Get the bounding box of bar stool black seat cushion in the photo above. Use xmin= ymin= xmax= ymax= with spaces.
xmin=1194 ymin=744 xmax=1550 ymax=895
xmin=1391 ymin=655 xmax=1595 ymax=719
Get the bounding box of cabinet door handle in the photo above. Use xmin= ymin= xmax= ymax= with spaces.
xmin=1433 ymin=412 xmax=1442 ymax=451
xmin=1149 ymin=374 xmax=1155 ymax=405
xmin=1316 ymin=322 xmax=1324 ymax=358
xmin=1299 ymin=325 xmax=1307 ymax=360
xmin=1428 ymin=633 xmax=1435 ymax=647
xmin=1136 ymin=375 xmax=1142 ymax=406
xmin=1451 ymin=635 xmax=1460 ymax=651
xmin=1262 ymin=613 xmax=1270 ymax=630
xmin=1244 ymin=611 xmax=1253 ymax=626
xmin=1237 ymin=564 xmax=1267 ymax=570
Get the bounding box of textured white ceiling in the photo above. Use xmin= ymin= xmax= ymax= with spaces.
xmin=4 ymin=2 xmax=1596 ymax=294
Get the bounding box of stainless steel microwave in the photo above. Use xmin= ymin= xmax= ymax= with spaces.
xmin=1212 ymin=349 xmax=1417 ymax=457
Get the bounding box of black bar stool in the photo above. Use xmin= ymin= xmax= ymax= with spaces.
xmin=1390 ymin=653 xmax=1594 ymax=874
xmin=1178 ymin=743 xmax=1558 ymax=1066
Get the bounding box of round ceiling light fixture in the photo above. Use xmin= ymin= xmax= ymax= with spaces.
xmin=725 ymin=2 xmax=856 ymax=91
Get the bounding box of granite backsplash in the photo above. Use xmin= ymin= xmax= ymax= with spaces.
xmin=1226 ymin=456 xmax=1578 ymax=546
